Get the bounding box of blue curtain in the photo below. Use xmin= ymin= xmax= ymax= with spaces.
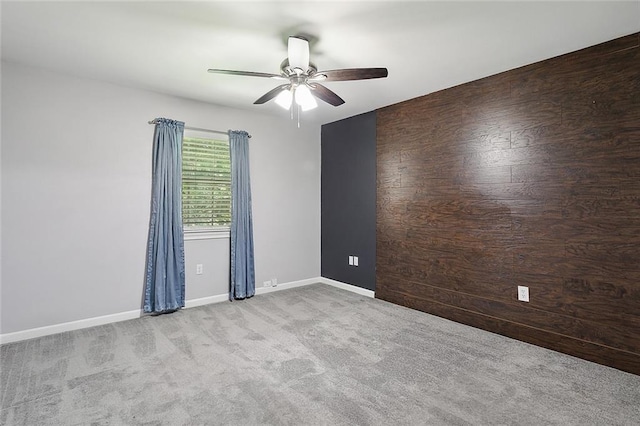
xmin=143 ymin=118 xmax=186 ymax=313
xmin=229 ymin=130 xmax=255 ymax=300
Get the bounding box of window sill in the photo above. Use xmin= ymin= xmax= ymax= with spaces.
xmin=184 ymin=228 xmax=230 ymax=241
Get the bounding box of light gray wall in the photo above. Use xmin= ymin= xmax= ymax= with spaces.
xmin=183 ymin=237 xmax=231 ymax=300
xmin=1 ymin=61 xmax=320 ymax=334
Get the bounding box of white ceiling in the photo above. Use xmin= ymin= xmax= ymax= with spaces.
xmin=2 ymin=1 xmax=639 ymax=125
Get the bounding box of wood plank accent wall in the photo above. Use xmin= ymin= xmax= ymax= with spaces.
xmin=376 ymin=33 xmax=640 ymax=375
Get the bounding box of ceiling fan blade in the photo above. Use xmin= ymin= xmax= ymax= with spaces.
xmin=311 ymin=68 xmax=388 ymax=82
xmin=253 ymin=84 xmax=291 ymax=104
xmin=208 ymin=69 xmax=286 ymax=79
xmin=288 ymin=36 xmax=309 ymax=73
xmin=309 ymin=84 xmax=345 ymax=106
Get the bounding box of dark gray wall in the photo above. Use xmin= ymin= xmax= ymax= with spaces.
xmin=321 ymin=111 xmax=376 ymax=291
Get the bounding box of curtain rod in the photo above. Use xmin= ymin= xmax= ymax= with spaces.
xmin=148 ymin=120 xmax=251 ymax=138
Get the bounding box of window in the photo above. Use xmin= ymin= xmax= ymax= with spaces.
xmin=182 ymin=131 xmax=231 ymax=235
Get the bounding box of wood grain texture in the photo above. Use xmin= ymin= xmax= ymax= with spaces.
xmin=376 ymin=33 xmax=640 ymax=375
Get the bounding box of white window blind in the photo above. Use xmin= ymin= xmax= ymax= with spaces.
xmin=182 ymin=134 xmax=231 ymax=229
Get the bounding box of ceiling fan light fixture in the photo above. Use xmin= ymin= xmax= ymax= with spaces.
xmin=275 ymin=88 xmax=293 ymax=109
xmin=294 ymin=85 xmax=317 ymax=111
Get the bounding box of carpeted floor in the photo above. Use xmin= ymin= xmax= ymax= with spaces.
xmin=1 ymin=283 xmax=639 ymax=425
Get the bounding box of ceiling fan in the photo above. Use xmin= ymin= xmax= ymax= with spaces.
xmin=207 ymin=36 xmax=388 ymax=111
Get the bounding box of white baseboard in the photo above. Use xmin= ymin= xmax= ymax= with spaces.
xmin=0 ymin=294 xmax=233 ymax=345
xmin=184 ymin=293 xmax=229 ymax=308
xmin=320 ymin=277 xmax=376 ymax=298
xmin=255 ymin=277 xmax=319 ymax=295
xmin=0 ymin=277 xmax=373 ymax=345
xmin=0 ymin=308 xmax=143 ymax=345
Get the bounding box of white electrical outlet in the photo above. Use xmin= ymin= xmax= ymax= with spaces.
xmin=271 ymin=278 xmax=278 ymax=287
xmin=354 ymin=256 xmax=359 ymax=267
xmin=263 ymin=280 xmax=272 ymax=287
xmin=349 ymin=256 xmax=354 ymax=266
xmin=196 ymin=264 xmax=203 ymax=275
xmin=517 ymin=286 xmax=530 ymax=302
